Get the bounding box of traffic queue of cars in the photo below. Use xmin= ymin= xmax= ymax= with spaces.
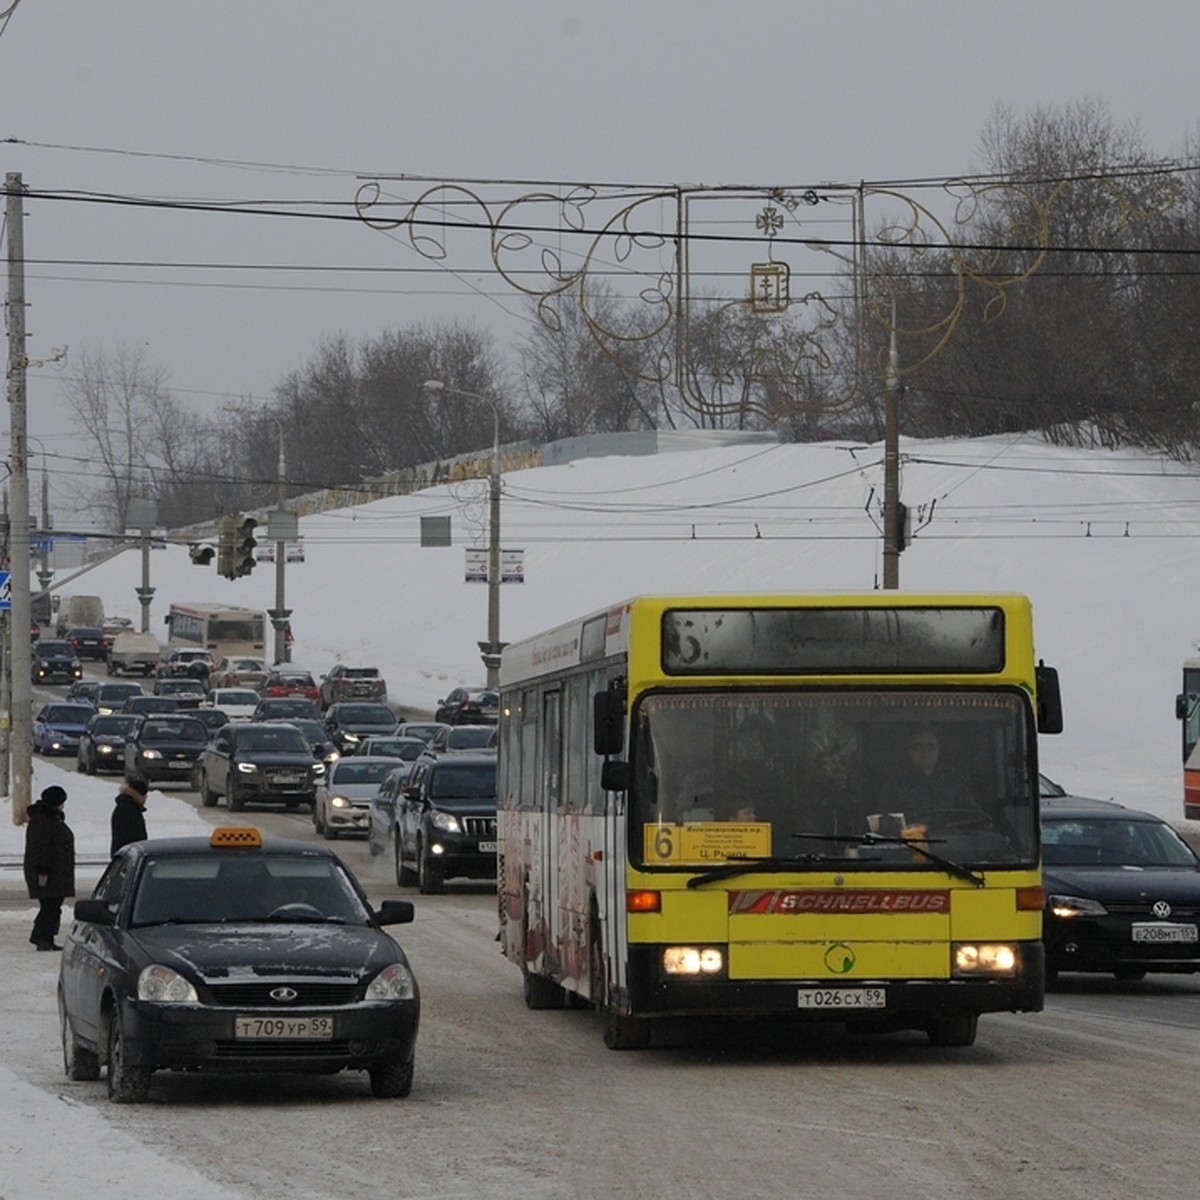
xmin=34 ymin=657 xmax=500 ymax=1107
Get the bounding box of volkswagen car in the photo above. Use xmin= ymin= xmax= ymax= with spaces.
xmin=58 ymin=826 xmax=420 ymax=1103
xmin=1042 ymin=798 xmax=1200 ymax=984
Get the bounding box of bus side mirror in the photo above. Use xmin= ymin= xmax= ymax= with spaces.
xmin=593 ymin=689 xmax=624 ymax=756
xmin=1177 ymin=694 xmax=1189 ymax=721
xmin=600 ymin=760 xmax=629 ymax=792
xmin=1036 ymin=661 xmax=1063 ymax=735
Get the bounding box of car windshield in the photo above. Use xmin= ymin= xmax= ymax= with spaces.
xmin=367 ymin=740 xmax=425 ymax=760
xmin=140 ymin=718 xmax=209 ymax=744
xmin=38 ymin=643 xmax=75 ymax=659
xmin=43 ymin=705 xmax=94 ymax=723
xmin=238 ymin=728 xmax=311 ymax=754
xmin=274 ymin=673 xmax=314 ymax=687
xmin=232 ymin=659 xmax=264 ymax=671
xmin=447 ymin=726 xmax=496 ymax=749
xmin=1043 ymin=817 xmax=1199 ymax=868
xmin=161 ymin=680 xmax=204 ymax=693
xmin=264 ymin=700 xmax=313 ymax=715
xmin=331 ymin=760 xmax=396 ymax=784
xmin=429 ymin=763 xmax=497 ymax=800
xmin=91 ymin=716 xmax=140 ymax=735
xmin=130 ymin=853 xmax=371 ymax=926
xmin=339 ymin=705 xmax=394 ymax=724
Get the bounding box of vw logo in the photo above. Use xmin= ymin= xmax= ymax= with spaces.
xmin=824 ymin=943 xmax=855 ymax=974
xmin=1151 ymin=900 xmax=1173 ymax=919
xmin=268 ymin=986 xmax=299 ymax=1003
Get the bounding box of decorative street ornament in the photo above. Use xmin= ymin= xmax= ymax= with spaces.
xmin=750 ymin=262 xmax=790 ymax=313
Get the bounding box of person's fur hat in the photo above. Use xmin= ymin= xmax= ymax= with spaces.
xmin=40 ymin=785 xmax=67 ymax=806
xmin=125 ymin=777 xmax=149 ymax=797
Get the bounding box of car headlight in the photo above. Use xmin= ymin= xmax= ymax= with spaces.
xmin=138 ymin=964 xmax=199 ymax=1003
xmin=365 ymin=962 xmax=415 ymax=1001
xmin=430 ymin=810 xmax=462 ymax=833
xmin=1048 ymin=894 xmax=1109 ymax=918
xmin=313 ymin=762 xmax=326 ymax=777
xmin=330 ymin=794 xmax=351 ymax=809
xmin=98 ymin=745 xmax=116 ymax=755
xmin=342 ymin=732 xmax=360 ymax=743
xmin=140 ymin=748 xmax=163 ymax=760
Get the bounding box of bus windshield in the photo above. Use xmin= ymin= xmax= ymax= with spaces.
xmin=630 ymin=688 xmax=1035 ymax=868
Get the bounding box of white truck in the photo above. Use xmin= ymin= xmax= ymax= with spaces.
xmin=107 ymin=632 xmax=161 ymax=677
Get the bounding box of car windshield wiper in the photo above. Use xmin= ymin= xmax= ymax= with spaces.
xmin=686 ymin=853 xmax=873 ymax=888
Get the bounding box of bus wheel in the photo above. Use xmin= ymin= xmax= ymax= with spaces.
xmin=604 ymin=1009 xmax=652 ymax=1050
xmin=926 ymin=1014 xmax=978 ymax=1047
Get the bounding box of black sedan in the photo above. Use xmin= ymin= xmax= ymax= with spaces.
xmin=124 ymin=715 xmax=211 ymax=784
xmin=58 ymin=827 xmax=420 ymax=1103
xmin=65 ymin=625 xmax=111 ymax=661
xmin=1042 ymin=799 xmax=1200 ymax=983
xmin=77 ymin=713 xmax=141 ymax=775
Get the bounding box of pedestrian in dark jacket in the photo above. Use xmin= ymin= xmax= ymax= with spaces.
xmin=111 ymin=776 xmax=150 ymax=856
xmin=23 ymin=785 xmax=75 ymax=951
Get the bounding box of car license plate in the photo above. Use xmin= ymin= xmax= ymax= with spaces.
xmin=273 ymin=773 xmax=303 ymax=784
xmin=478 ymin=840 xmax=497 ymax=853
xmin=168 ymin=760 xmax=191 ymax=769
xmin=234 ymin=1015 xmax=334 ymax=1039
xmin=1132 ymin=923 xmax=1198 ymax=944
xmin=797 ymin=987 xmax=886 ymax=1010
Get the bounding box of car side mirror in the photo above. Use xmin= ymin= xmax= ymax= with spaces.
xmin=375 ymin=899 xmax=415 ymax=926
xmin=73 ymin=899 xmax=115 ymax=926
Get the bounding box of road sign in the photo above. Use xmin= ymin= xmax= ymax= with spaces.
xmin=0 ymin=570 xmax=11 ymax=610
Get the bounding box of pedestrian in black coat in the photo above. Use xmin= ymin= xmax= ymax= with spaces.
xmin=111 ymin=776 xmax=150 ymax=856
xmin=23 ymin=785 xmax=75 ymax=951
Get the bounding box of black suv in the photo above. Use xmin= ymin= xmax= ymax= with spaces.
xmin=197 ymin=721 xmax=324 ymax=811
xmin=434 ymin=687 xmax=499 ymax=726
xmin=32 ymin=639 xmax=83 ymax=684
xmin=395 ymin=751 xmax=497 ymax=894
xmin=324 ymin=702 xmax=399 ymax=754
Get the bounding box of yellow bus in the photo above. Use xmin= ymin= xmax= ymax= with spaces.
xmin=498 ymin=593 xmax=1062 ymax=1049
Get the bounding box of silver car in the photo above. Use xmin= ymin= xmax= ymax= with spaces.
xmin=313 ymin=755 xmax=401 ymax=840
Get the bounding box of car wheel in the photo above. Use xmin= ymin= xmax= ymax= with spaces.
xmin=313 ymin=802 xmax=325 ymax=834
xmin=76 ymin=753 xmax=86 ymax=774
xmin=417 ymin=841 xmax=443 ymax=895
xmin=395 ymin=833 xmax=417 ymax=886
xmin=59 ymin=992 xmax=100 ymax=1082
xmin=227 ymin=785 xmax=245 ymax=813
xmin=322 ymin=817 xmax=338 ymax=841
xmin=106 ymin=1015 xmax=152 ymax=1103
xmin=368 ymin=1058 xmax=414 ymax=1099
xmin=84 ymin=751 xmax=97 ymax=776
xmin=200 ymin=774 xmax=219 ymax=809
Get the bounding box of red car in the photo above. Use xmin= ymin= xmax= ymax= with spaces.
xmin=259 ymin=669 xmax=320 ymax=702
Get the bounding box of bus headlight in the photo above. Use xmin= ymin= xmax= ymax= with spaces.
xmin=662 ymin=946 xmax=725 ymax=976
xmin=952 ymin=943 xmax=1018 ymax=976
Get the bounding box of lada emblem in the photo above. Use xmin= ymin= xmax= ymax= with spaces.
xmin=269 ymin=986 xmax=299 ymax=1003
xmin=824 ymin=943 xmax=855 ymax=974
xmin=1151 ymin=900 xmax=1173 ymax=919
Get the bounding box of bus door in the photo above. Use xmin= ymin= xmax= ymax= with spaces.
xmin=531 ymin=688 xmax=562 ymax=978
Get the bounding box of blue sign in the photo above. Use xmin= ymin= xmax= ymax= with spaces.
xmin=0 ymin=570 xmax=10 ymax=610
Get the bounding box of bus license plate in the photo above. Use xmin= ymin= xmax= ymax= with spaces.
xmin=797 ymin=987 xmax=886 ymax=1010
xmin=235 ymin=1015 xmax=334 ymax=1039
xmin=1132 ymin=923 xmax=1198 ymax=944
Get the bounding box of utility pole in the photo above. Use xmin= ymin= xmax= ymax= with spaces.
xmin=271 ymin=430 xmax=291 ymax=664
xmin=881 ymin=307 xmax=902 ymax=590
xmin=6 ymin=172 xmax=33 ymax=823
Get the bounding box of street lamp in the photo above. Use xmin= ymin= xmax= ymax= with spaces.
xmin=423 ymin=379 xmax=503 ymax=686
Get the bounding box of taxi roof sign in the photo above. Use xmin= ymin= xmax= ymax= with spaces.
xmin=210 ymin=827 xmax=263 ymax=849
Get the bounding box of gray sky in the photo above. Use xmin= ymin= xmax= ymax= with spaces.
xmin=2 ymin=0 xmax=1197 ymax=514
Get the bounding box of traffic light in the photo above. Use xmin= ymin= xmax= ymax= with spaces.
xmin=232 ymin=515 xmax=258 ymax=577
xmin=217 ymin=515 xmax=236 ymax=579
xmin=189 ymin=543 xmax=216 ymax=566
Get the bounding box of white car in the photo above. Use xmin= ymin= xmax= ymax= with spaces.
xmin=206 ymin=687 xmax=261 ymax=722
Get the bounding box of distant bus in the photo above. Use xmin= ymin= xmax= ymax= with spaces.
xmin=166 ymin=603 xmax=267 ymax=659
xmin=1176 ymin=656 xmax=1200 ymax=820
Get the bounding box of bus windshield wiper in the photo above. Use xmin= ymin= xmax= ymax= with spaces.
xmin=791 ymin=830 xmax=985 ymax=887
xmin=686 ymin=853 xmax=873 ymax=889
xmin=860 ymin=833 xmax=984 ymax=886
